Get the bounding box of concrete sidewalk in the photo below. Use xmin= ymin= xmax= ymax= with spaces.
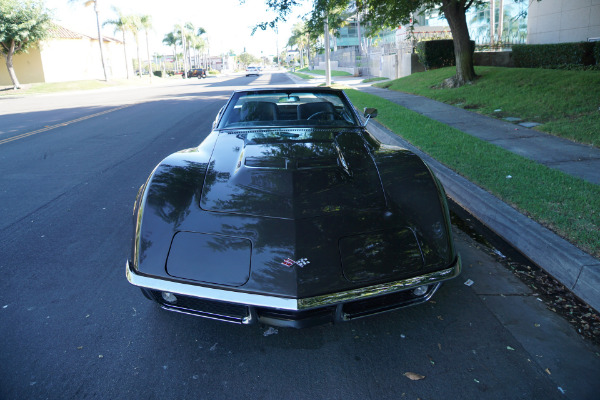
xmin=356 ymin=83 xmax=600 ymax=185
xmin=287 ymin=72 xmax=600 ymax=312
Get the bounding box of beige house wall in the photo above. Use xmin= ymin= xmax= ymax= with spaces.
xmin=1 ymin=35 xmax=129 ymax=86
xmin=0 ymin=47 xmax=45 ymax=85
xmin=527 ymin=0 xmax=600 ymax=44
xmin=40 ymin=38 xmax=129 ymax=82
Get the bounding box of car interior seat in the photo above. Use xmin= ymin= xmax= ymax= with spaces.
xmin=240 ymin=101 xmax=279 ymax=122
xmin=297 ymin=102 xmax=335 ymax=120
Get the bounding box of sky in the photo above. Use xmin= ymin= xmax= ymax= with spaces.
xmin=45 ymin=0 xmax=314 ymax=57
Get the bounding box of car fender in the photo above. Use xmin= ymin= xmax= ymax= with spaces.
xmin=370 ymin=143 xmax=456 ymax=269
xmin=130 ymin=131 xmax=219 ymax=276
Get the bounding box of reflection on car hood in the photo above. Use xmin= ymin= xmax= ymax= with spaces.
xmin=200 ymin=129 xmax=386 ymax=219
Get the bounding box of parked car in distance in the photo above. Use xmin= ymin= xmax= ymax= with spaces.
xmin=186 ymin=68 xmax=206 ymax=78
xmin=245 ymin=66 xmax=260 ymax=76
xmin=126 ymin=87 xmax=461 ymax=328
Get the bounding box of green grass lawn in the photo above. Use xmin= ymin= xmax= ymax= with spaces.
xmin=297 ymin=67 xmax=353 ymax=77
xmin=290 ymin=71 xmax=314 ymax=80
xmin=362 ymin=77 xmax=389 ymax=83
xmin=375 ymin=66 xmax=600 ymax=147
xmin=346 ymin=89 xmax=600 ymax=257
xmin=0 ymin=78 xmax=159 ymax=96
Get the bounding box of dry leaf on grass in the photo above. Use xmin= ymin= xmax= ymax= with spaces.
xmin=404 ymin=372 xmax=425 ymax=381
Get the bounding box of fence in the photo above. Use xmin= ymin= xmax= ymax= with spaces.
xmin=310 ymin=28 xmax=523 ymax=79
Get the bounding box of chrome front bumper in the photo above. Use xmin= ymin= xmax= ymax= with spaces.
xmin=126 ymin=255 xmax=461 ymax=312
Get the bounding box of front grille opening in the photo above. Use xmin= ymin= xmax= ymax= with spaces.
xmin=154 ymin=291 xmax=250 ymax=323
xmin=342 ymin=288 xmax=431 ymax=320
xmin=257 ymin=306 xmax=335 ymax=322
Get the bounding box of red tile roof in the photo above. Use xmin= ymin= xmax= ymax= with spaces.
xmin=48 ymin=24 xmax=84 ymax=39
xmin=48 ymin=23 xmax=122 ymax=43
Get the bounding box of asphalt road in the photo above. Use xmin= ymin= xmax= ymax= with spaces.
xmin=1 ymin=72 xmax=599 ymax=400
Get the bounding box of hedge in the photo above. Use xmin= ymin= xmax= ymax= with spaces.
xmin=512 ymin=42 xmax=596 ymax=68
xmin=416 ymin=39 xmax=475 ymax=70
xmin=595 ymin=42 xmax=600 ymax=65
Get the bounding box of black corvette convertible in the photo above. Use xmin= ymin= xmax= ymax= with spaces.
xmin=126 ymin=87 xmax=461 ymax=328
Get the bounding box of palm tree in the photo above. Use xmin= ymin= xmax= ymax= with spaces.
xmin=162 ymin=31 xmax=178 ymax=73
xmin=175 ymin=24 xmax=189 ymax=77
xmin=195 ymin=27 xmax=206 ymax=68
xmin=182 ymin=22 xmax=198 ymax=68
xmin=140 ymin=15 xmax=153 ymax=82
xmin=127 ymin=15 xmax=142 ymax=77
xmin=103 ymin=7 xmax=130 ymax=79
xmin=287 ymin=22 xmax=311 ymax=68
xmin=70 ymin=0 xmax=108 ymax=80
xmin=193 ymin=38 xmax=205 ymax=68
xmin=176 ymin=23 xmax=207 ymax=74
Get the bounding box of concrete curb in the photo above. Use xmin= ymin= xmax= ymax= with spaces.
xmin=367 ymin=121 xmax=600 ymax=313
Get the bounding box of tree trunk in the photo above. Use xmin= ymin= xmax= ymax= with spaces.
xmin=441 ymin=0 xmax=477 ymax=87
xmin=94 ymin=3 xmax=108 ymax=81
xmin=122 ymin=32 xmax=129 ymax=79
xmin=145 ymin=31 xmax=152 ymax=82
xmin=135 ymin=36 xmax=142 ymax=78
xmin=4 ymin=40 xmax=21 ymax=89
xmin=181 ymin=34 xmax=188 ymax=78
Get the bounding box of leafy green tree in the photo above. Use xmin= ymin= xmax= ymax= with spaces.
xmin=238 ymin=52 xmax=259 ymax=67
xmin=0 ymin=0 xmax=51 ymax=89
xmin=260 ymin=0 xmax=539 ymax=87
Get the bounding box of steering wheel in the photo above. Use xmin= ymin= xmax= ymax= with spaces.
xmin=307 ymin=111 xmax=336 ymax=120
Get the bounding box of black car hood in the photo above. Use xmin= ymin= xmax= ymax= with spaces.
xmin=200 ymin=130 xmax=386 ymax=219
xmin=133 ymin=128 xmax=455 ymax=298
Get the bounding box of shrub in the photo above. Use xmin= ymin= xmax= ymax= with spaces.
xmin=416 ymin=39 xmax=475 ymax=70
xmin=512 ymin=42 xmax=595 ymax=68
xmin=153 ymin=71 xmax=162 ymax=78
xmin=595 ymin=42 xmax=600 ymax=65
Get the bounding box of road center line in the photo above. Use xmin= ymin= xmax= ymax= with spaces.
xmin=0 ymin=104 xmax=133 ymax=146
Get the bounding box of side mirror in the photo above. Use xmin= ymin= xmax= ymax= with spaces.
xmin=363 ymin=107 xmax=378 ymax=126
xmin=363 ymin=107 xmax=378 ymax=118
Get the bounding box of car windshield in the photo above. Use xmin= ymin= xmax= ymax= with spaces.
xmin=217 ymin=90 xmax=359 ymax=129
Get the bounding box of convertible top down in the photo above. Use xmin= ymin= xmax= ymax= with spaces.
xmin=126 ymin=87 xmax=461 ymax=328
